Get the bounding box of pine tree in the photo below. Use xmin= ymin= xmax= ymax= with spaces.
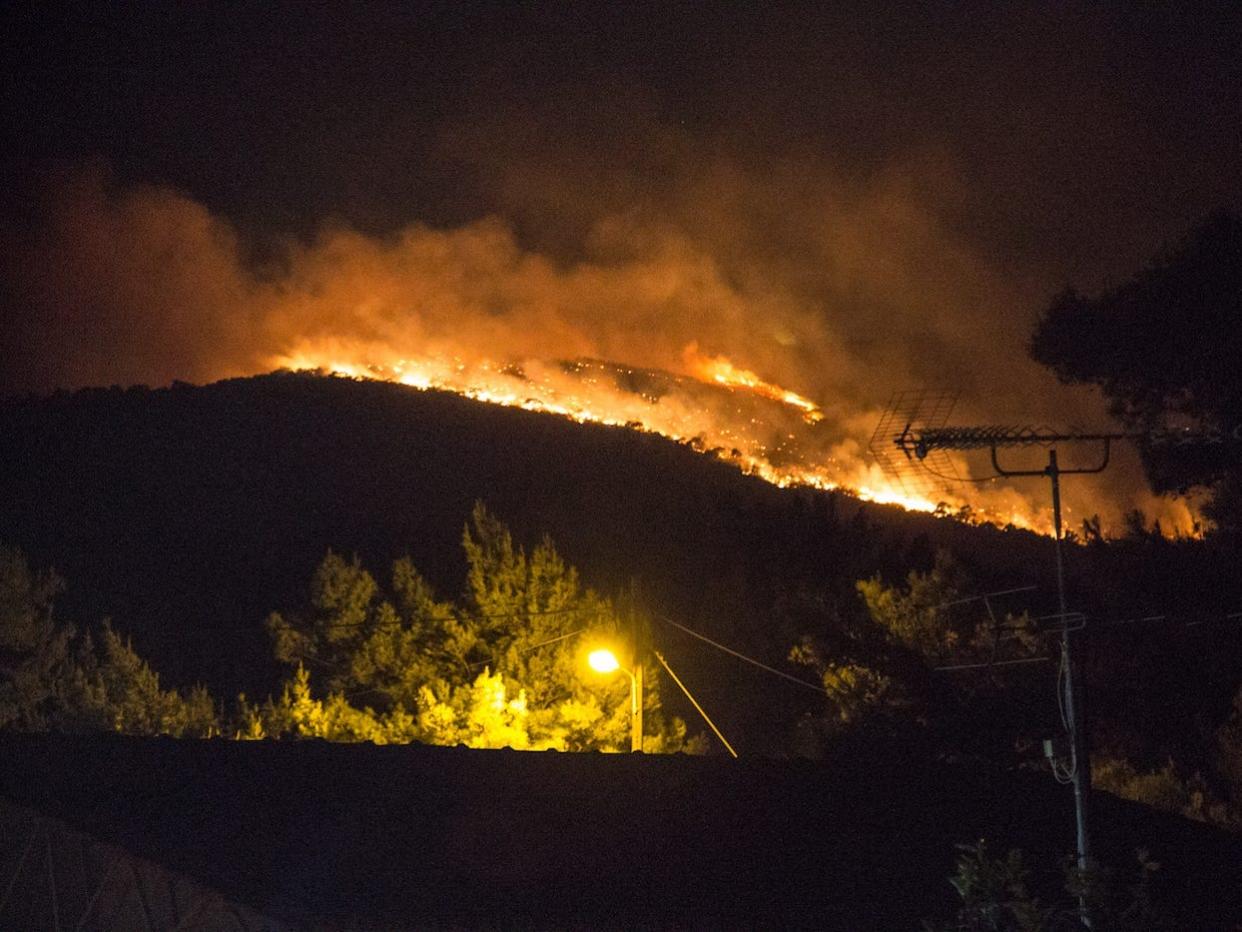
xmin=0 ymin=545 xmax=76 ymax=730
xmin=262 ymin=505 xmax=696 ymax=751
xmin=1 ymin=546 xmax=219 ymax=736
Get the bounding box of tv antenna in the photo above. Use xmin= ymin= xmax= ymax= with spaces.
xmin=869 ymin=390 xmax=965 ymax=500
xmin=874 ymin=391 xmax=1241 ymax=928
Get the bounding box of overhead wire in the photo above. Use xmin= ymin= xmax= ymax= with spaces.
xmin=655 ymin=615 xmax=828 ymax=695
xmin=933 ymin=656 xmax=1049 ymax=672
xmin=1050 ymin=643 xmax=1077 ymax=784
xmin=1102 ymin=615 xmax=1167 ymax=628
xmin=1183 ymin=611 xmax=1242 ymax=628
xmin=653 ymin=650 xmax=738 ymax=758
xmin=466 ymin=626 xmax=590 ymax=669
xmin=314 ymin=604 xmax=600 ymax=633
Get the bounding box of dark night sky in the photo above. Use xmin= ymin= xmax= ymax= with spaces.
xmin=5 ymin=3 xmax=1238 ymax=264
xmin=1 ymin=2 xmax=1240 ymax=525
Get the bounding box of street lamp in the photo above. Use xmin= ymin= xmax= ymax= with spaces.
xmin=586 ymin=648 xmax=644 ymax=752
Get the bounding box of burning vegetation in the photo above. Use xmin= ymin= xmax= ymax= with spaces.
xmin=0 ymin=169 xmax=1202 ymax=535
xmin=266 ymin=349 xmax=1048 ymax=529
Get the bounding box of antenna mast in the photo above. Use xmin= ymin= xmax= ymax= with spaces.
xmin=907 ymin=428 xmax=1119 ymax=905
xmin=884 ymin=414 xmax=1236 ymax=927
xmin=882 ymin=412 xmax=1143 ymax=929
xmin=874 ymin=399 xmax=1242 ymax=928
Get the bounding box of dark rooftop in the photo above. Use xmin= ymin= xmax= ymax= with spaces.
xmin=1 ymin=734 xmax=1239 ymax=929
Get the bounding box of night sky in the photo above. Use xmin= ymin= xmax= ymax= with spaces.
xmin=6 ymin=5 xmax=1236 ymax=255
xmin=2 ymin=2 xmax=1240 ymax=521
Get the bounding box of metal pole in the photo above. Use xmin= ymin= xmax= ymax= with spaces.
xmin=893 ymin=420 xmax=1135 ymax=928
xmin=628 ymin=584 xmax=644 ymax=753
xmin=1048 ymin=449 xmax=1092 ymax=926
xmin=631 ymin=663 xmax=644 ymax=752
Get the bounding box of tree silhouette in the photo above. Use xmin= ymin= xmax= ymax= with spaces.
xmin=0 ymin=546 xmax=217 ymax=736
xmin=1029 ymin=211 xmax=1242 ymax=530
xmin=0 ymin=545 xmax=73 ymax=730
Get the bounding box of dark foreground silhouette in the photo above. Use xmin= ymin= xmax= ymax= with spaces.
xmin=1 ymin=733 xmax=1239 ymax=929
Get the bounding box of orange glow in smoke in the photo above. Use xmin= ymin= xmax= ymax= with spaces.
xmin=17 ymin=169 xmax=1205 ymax=541
xmin=268 ymin=345 xmax=1053 ymax=532
xmin=684 ymin=343 xmax=825 ymax=423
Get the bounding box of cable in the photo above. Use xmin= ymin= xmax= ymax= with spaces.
xmin=917 ymin=461 xmax=1004 ymax=485
xmin=1056 ymin=642 xmax=1071 ymax=735
xmin=316 ymin=604 xmax=600 ymax=633
xmin=933 ymin=656 xmax=1050 ymax=672
xmin=466 ymin=626 xmax=590 ymax=669
xmin=1184 ymin=611 xmax=1242 ymax=628
xmin=1055 ymin=609 xmax=1242 ymax=630
xmin=951 ymin=607 xmax=1242 ymax=633
xmin=1050 ymin=641 xmax=1078 ymax=783
xmin=1102 ymin=615 xmax=1167 ymax=628
xmin=654 ymin=650 xmax=738 ymax=758
xmin=655 ymin=615 xmax=828 ymax=695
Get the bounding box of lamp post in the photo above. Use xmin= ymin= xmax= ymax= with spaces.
xmin=587 ymin=648 xmax=644 ymax=752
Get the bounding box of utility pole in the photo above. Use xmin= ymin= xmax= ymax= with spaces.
xmin=896 ymin=426 xmax=1119 ymax=928
xmin=988 ymin=445 xmax=1105 ymax=899
xmin=1047 ymin=450 xmax=1093 ymax=893
xmin=876 ymin=403 xmax=1242 ymax=927
xmin=629 ymin=580 xmax=644 ymax=753
xmin=631 ymin=655 xmax=644 ymax=753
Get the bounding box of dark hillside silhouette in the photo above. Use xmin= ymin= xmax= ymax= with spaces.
xmin=0 ymin=373 xmax=1049 ymax=749
xmin=2 ymin=372 xmax=1239 ymax=762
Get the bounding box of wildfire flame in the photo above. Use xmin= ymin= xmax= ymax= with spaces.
xmin=7 ymin=170 xmax=1202 ymax=541
xmin=269 ymin=344 xmax=1049 ymax=531
xmin=683 ymin=343 xmax=825 ymax=424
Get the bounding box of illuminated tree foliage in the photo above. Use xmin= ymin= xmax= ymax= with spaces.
xmin=856 ymin=550 xmax=1040 ymax=664
xmin=0 ymin=545 xmax=76 ymax=730
xmin=1216 ymin=688 xmax=1242 ymax=823
xmin=789 ymin=638 xmax=901 ymax=731
xmin=1090 ymin=756 xmax=1233 ymax=828
xmin=262 ymin=503 xmax=693 ymax=751
xmin=924 ymin=839 xmax=1172 ymax=932
xmin=1 ymin=513 xmax=696 ymax=752
xmin=1088 ymin=685 xmax=1242 ymax=829
xmin=74 ymin=623 xmax=218 ymax=737
xmin=0 ymin=546 xmax=217 ymax=736
xmin=790 ymin=551 xmax=1044 ymax=754
xmin=858 ymin=550 xmax=971 ymax=655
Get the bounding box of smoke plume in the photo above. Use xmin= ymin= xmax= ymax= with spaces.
xmin=0 ymin=164 xmax=1195 ymax=533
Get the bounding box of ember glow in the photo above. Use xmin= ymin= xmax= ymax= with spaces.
xmin=3 ymin=170 xmax=1203 ymax=538
xmin=269 ymin=345 xmax=1045 ymax=530
xmin=683 ymin=343 xmax=825 ymax=424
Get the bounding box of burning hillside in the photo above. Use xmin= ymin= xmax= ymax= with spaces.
xmin=268 ymin=348 xmax=1043 ymax=529
xmin=0 ymin=169 xmax=1199 ymax=535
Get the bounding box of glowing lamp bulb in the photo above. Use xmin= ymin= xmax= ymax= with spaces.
xmin=588 ymin=648 xmax=620 ymax=674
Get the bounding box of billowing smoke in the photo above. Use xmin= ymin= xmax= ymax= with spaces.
xmin=0 ymin=165 xmax=1195 ymax=533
